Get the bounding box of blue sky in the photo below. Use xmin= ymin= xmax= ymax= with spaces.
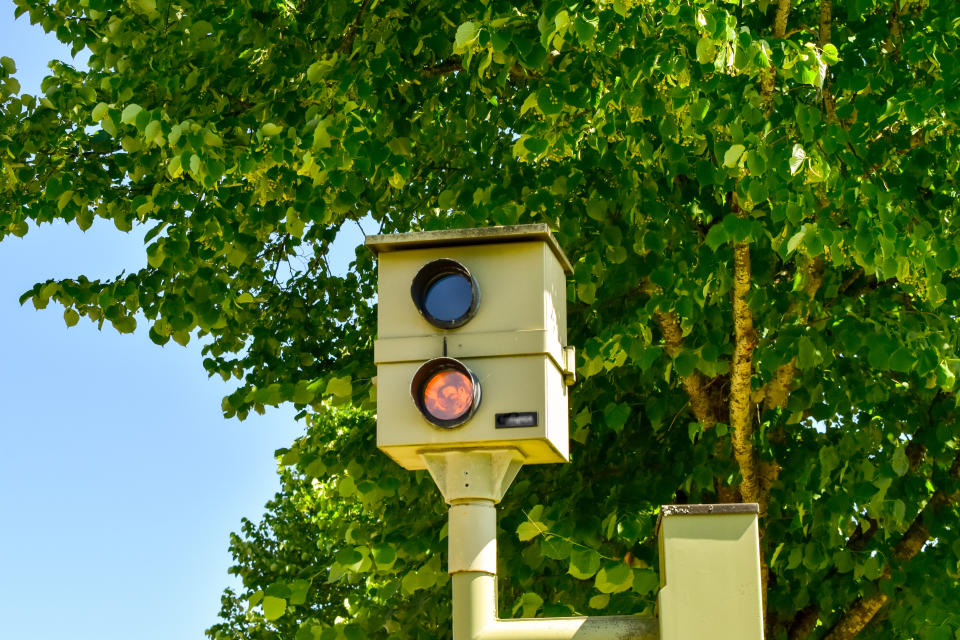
xmin=0 ymin=8 xmax=363 ymax=638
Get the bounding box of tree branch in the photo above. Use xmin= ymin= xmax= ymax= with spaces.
xmin=762 ymin=0 xmax=793 ymax=106
xmin=655 ymin=310 xmax=717 ymax=429
xmin=789 ymin=604 xmax=820 ymax=640
xmin=421 ymin=60 xmax=462 ymax=77
xmin=729 ymin=233 xmax=771 ymax=623
xmin=881 ymin=0 xmax=902 ymax=57
xmin=763 ymin=361 xmax=796 ymax=411
xmin=818 ymin=0 xmax=833 ymax=48
xmin=845 ymin=515 xmax=880 ymax=552
xmin=730 ymin=240 xmax=761 ymax=507
xmin=774 ymin=0 xmax=792 ymax=39
xmin=823 ymin=452 xmax=960 ymax=640
xmin=763 ymin=256 xmax=825 ymax=411
xmin=337 ymin=0 xmax=372 ymax=54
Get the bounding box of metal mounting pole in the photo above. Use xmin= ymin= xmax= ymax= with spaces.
xmin=421 ymin=449 xmax=659 ymax=640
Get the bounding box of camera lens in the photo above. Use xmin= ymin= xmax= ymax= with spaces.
xmin=423 ymin=370 xmax=473 ymax=421
xmin=411 ymin=357 xmax=481 ymax=428
xmin=411 ymin=259 xmax=479 ymax=329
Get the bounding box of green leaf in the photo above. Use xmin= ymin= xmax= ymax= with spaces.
xmin=936 ymin=362 xmax=956 ymax=391
xmin=787 ymin=546 xmax=803 ymax=569
xmin=786 ymin=226 xmax=808 ymax=255
xmin=121 ymin=136 xmax=142 ymax=153
xmin=400 ymin=571 xmax=420 ymax=594
xmin=574 ymin=16 xmax=598 ymax=44
xmin=862 ymin=555 xmax=884 ymax=581
xmin=888 ymin=347 xmax=914 ymax=373
xmin=111 ymin=315 xmax=137 ymax=333
xmin=674 ymin=350 xmax=698 ymax=378
xmin=337 ymin=476 xmax=356 ymax=497
xmin=0 ymin=56 xmax=15 ymax=75
xmin=595 ymin=563 xmax=634 ymax=593
xmin=261 ymin=123 xmax=283 ymax=137
xmin=603 ymin=402 xmax=630 ymax=432
xmin=797 ymin=335 xmax=817 ymax=369
xmin=63 ymin=308 xmax=80 ymax=327
xmin=227 ymin=246 xmax=247 ymax=267
xmin=262 ymin=596 xmax=286 ymax=621
xmin=517 ymin=521 xmax=545 ymax=542
xmin=891 ymin=446 xmax=909 ymax=477
xmin=324 ymin=375 xmax=352 ymax=398
xmin=822 ymin=43 xmax=839 ymax=65
xmin=586 ymin=198 xmax=608 ymax=221
xmin=120 ymin=103 xmax=143 ymax=125
xmin=746 ymin=151 xmax=766 ymax=176
xmin=306 ymin=57 xmax=333 ymax=83
xmin=891 ymin=499 xmax=906 ymax=523
xmin=454 ymin=21 xmax=478 ymax=52
xmin=336 ymin=547 xmax=362 ymax=565
xmin=789 ymin=144 xmax=806 ymax=175
xmin=576 ymin=282 xmax=597 ymax=305
xmin=705 ymin=223 xmax=729 ymax=251
xmin=634 ymin=346 xmax=662 ymax=372
xmin=834 ymin=549 xmax=854 ymax=573
xmin=522 ymin=136 xmax=548 ymax=155
xmin=568 ymin=547 xmax=601 ymax=579
xmin=520 ymin=92 xmax=539 ymax=116
xmin=868 ymin=337 xmax=895 ymax=369
xmin=144 ymin=120 xmax=162 ymax=144
xmin=588 ymin=593 xmax=610 ymax=609
xmin=723 ymin=144 xmax=746 ymax=168
xmin=372 ymin=544 xmax=397 ymax=569
xmin=91 ymin=102 xmax=110 ymax=122
xmin=819 ymin=446 xmax=840 ymax=475
xmin=57 ymin=190 xmax=74 ymax=211
xmin=287 ymin=579 xmax=311 ymax=606
xmin=632 ymin=568 xmax=659 ymax=595
xmin=536 ymin=88 xmax=562 ymax=116
xmin=696 ymin=37 xmax=716 ymax=64
xmin=540 ymin=537 xmax=572 ymax=560
xmin=517 ymin=592 xmax=543 ymax=618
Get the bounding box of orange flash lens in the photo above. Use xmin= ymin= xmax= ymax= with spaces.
xmin=423 ymin=370 xmax=474 ymax=420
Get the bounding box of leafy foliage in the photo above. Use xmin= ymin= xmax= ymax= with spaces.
xmin=3 ymin=0 xmax=960 ymax=638
xmin=209 ymin=408 xmax=452 ymax=640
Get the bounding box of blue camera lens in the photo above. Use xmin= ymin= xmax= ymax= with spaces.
xmin=411 ymin=259 xmax=479 ymax=329
xmin=424 ymin=274 xmax=473 ymax=324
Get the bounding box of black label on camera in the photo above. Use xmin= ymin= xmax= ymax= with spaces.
xmin=495 ymin=412 xmax=539 ymax=428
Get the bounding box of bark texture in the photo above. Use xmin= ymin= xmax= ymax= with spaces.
xmin=730 ymin=241 xmax=761 ymax=508
xmin=655 ymin=310 xmax=717 ymax=429
xmin=762 ymin=0 xmax=793 ymax=102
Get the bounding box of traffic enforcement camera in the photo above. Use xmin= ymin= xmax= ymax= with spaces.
xmin=366 ymin=224 xmax=576 ymax=470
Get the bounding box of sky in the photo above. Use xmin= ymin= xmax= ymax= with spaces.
xmin=0 ymin=7 xmax=363 ymax=638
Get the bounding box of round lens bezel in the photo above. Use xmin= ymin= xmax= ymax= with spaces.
xmin=410 ymin=259 xmax=480 ymax=329
xmin=410 ymin=357 xmax=481 ymax=429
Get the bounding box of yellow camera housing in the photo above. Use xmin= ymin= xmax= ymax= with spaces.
xmin=366 ymin=225 xmax=575 ymax=470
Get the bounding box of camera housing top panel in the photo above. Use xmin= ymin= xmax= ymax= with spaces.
xmin=366 ymin=225 xmax=575 ymax=471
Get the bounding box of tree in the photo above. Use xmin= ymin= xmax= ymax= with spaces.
xmin=2 ymin=0 xmax=960 ymax=637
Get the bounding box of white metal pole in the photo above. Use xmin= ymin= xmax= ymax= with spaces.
xmin=423 ymin=450 xmax=658 ymax=640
